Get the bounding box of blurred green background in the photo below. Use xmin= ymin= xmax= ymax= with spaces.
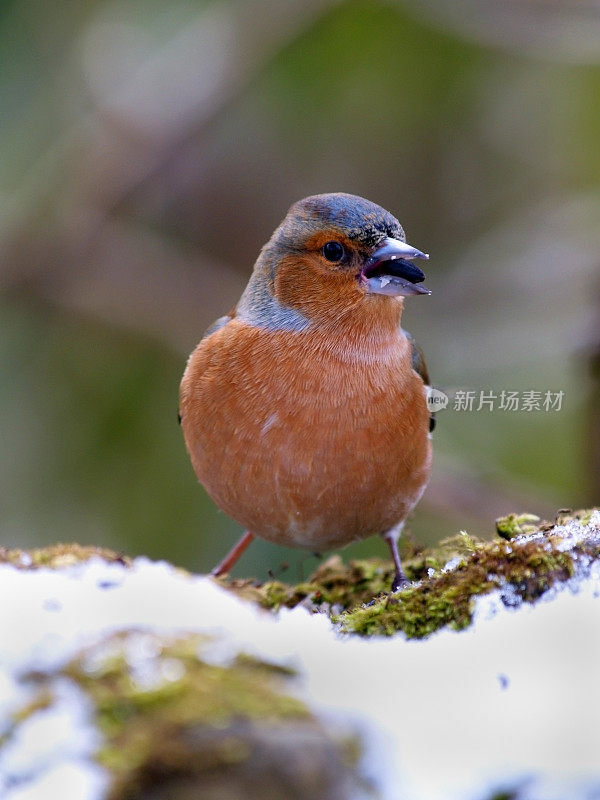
xmin=1 ymin=0 xmax=599 ymax=579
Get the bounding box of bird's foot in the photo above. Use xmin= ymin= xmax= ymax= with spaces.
xmin=210 ymin=531 xmax=255 ymax=577
xmin=391 ymin=570 xmax=410 ymax=593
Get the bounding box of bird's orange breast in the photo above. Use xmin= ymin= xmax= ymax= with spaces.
xmin=180 ymin=319 xmax=431 ymax=550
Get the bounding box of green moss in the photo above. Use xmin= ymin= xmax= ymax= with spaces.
xmin=555 ymin=507 xmax=597 ymax=527
xmin=5 ymin=630 xmax=365 ymax=800
xmin=220 ymin=509 xmax=600 ymax=640
xmin=339 ymin=522 xmax=596 ymax=637
xmin=0 ymin=543 xmax=131 ymax=569
xmin=221 ymin=555 xmax=394 ymax=612
xmin=221 ymin=532 xmax=494 ymax=615
xmin=495 ymin=513 xmax=541 ymax=540
xmin=65 ymin=633 xmax=311 ymax=798
xmin=338 ymin=534 xmax=580 ymax=638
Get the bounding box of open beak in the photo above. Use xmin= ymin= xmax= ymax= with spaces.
xmin=362 ymin=237 xmax=430 ymax=297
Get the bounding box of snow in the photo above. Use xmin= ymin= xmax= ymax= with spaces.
xmin=1 ymin=532 xmax=600 ymax=799
xmin=0 ymin=677 xmax=107 ymax=799
xmin=6 ymin=760 xmax=108 ymax=800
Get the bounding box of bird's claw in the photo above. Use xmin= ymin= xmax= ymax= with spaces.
xmin=391 ymin=571 xmax=410 ymax=592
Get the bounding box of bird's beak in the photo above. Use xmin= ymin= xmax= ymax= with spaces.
xmin=362 ymin=237 xmax=430 ymax=297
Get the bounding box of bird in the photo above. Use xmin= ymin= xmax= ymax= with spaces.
xmin=179 ymin=192 xmax=433 ymax=591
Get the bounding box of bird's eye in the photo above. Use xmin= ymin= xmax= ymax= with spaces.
xmin=321 ymin=241 xmax=345 ymax=262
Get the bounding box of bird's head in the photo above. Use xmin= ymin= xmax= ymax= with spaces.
xmin=259 ymin=193 xmax=428 ymax=322
xmin=239 ymin=193 xmax=430 ymax=332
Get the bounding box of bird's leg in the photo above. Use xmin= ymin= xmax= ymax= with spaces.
xmin=211 ymin=531 xmax=255 ymax=577
xmin=382 ymin=525 xmax=409 ymax=591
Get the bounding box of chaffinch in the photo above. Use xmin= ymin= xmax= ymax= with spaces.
xmin=179 ymin=193 xmax=433 ymax=590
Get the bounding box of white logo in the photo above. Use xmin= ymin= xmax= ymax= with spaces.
xmin=427 ymin=387 xmax=448 ymax=412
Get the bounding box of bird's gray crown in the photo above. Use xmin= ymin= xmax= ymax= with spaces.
xmin=282 ymin=192 xmax=406 ymax=250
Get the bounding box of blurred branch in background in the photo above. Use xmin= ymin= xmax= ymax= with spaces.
xmin=0 ymin=0 xmax=599 ymax=572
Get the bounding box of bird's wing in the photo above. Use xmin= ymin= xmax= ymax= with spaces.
xmin=404 ymin=329 xmax=430 ymax=386
xmin=202 ymin=304 xmax=238 ymax=339
xmin=403 ymin=329 xmax=436 ymax=432
xmin=202 ymin=314 xmax=232 ymax=338
xmin=178 ymin=307 xmax=237 ymax=424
